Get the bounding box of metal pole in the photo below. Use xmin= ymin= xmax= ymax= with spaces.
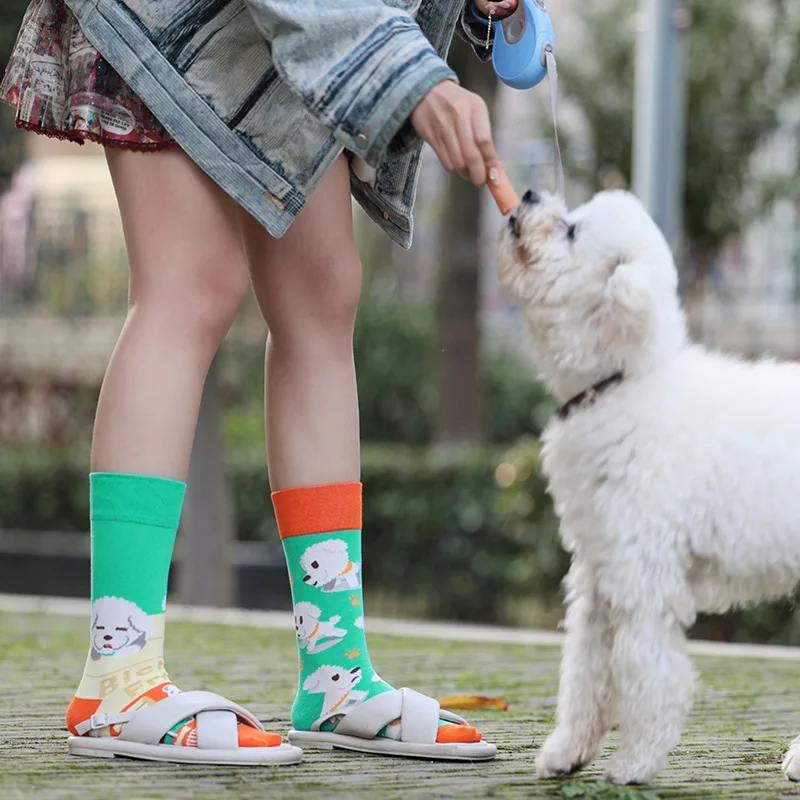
xmin=632 ymin=0 xmax=690 ymax=254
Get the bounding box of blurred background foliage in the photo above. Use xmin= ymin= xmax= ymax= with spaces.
xmin=1 ymin=1 xmax=799 ymax=642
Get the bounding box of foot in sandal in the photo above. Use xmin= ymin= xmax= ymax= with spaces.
xmin=273 ymin=483 xmax=497 ymax=761
xmin=66 ymin=473 xmax=301 ymax=765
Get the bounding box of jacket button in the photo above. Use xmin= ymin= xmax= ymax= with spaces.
xmin=383 ymin=211 xmax=390 ymax=221
xmin=355 ymin=133 xmax=369 ymax=149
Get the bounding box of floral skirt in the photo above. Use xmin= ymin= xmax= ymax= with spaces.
xmin=0 ymin=0 xmax=177 ymax=150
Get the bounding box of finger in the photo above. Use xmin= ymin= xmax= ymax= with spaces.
xmin=471 ymin=102 xmax=499 ymax=173
xmin=480 ymin=0 xmax=516 ymax=17
xmin=457 ymin=115 xmax=486 ymax=186
xmin=440 ymin=125 xmax=469 ymax=180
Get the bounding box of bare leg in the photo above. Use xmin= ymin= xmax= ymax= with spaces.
xmin=237 ymin=156 xmax=362 ymax=489
xmin=92 ymin=148 xmax=250 ymax=478
xmin=70 ymin=148 xmax=282 ymax=754
xmin=537 ymin=560 xmax=617 ymax=778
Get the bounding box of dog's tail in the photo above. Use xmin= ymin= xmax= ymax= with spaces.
xmin=329 ymin=615 xmax=341 ymax=625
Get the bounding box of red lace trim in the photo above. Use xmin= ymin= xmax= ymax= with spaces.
xmin=14 ymin=118 xmax=181 ymax=153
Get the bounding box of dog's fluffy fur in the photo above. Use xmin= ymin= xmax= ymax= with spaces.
xmin=497 ymin=190 xmax=800 ymax=784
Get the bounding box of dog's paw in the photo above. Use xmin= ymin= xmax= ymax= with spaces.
xmin=604 ymin=755 xmax=658 ymax=785
xmin=535 ymin=729 xmax=597 ymax=779
xmin=782 ymin=735 xmax=800 ymax=781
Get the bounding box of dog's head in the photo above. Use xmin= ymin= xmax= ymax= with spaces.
xmin=90 ymin=596 xmax=152 ymax=659
xmin=497 ymin=190 xmax=686 ymax=400
xmin=300 ymin=539 xmax=350 ymax=589
xmin=302 ymin=664 xmax=363 ymax=695
xmin=294 ymin=601 xmax=321 ymax=639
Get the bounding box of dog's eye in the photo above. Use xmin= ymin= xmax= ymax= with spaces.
xmin=299 ymin=616 xmax=303 ymax=624
xmin=566 ymin=223 xmax=577 ymax=241
xmin=332 ymin=674 xmax=340 ymax=682
xmin=96 ymin=625 xmax=105 ymax=630
xmin=116 ymin=627 xmax=128 ymax=631
xmin=311 ymin=560 xmax=319 ymax=569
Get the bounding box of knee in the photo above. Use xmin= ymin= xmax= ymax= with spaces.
xmin=133 ymin=251 xmax=250 ymax=347
xmin=269 ymin=246 xmax=362 ymax=350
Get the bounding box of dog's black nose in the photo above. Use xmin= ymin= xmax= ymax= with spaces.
xmin=521 ymin=189 xmax=541 ymax=205
xmin=104 ymin=635 xmax=112 ymax=641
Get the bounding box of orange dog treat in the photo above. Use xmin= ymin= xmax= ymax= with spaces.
xmin=487 ymin=162 xmax=520 ymax=215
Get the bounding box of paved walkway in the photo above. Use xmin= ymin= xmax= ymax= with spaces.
xmin=2 ymin=596 xmax=800 ymax=799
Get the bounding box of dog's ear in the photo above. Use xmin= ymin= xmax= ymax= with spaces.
xmin=303 ymin=673 xmax=320 ymax=692
xmin=601 ymin=260 xmax=656 ymax=354
xmin=127 ymin=613 xmax=153 ymax=637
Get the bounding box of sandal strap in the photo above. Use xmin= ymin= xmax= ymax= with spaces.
xmin=76 ymin=691 xmax=264 ymax=749
xmin=321 ymin=687 xmax=466 ymax=744
xmin=74 ymin=711 xmax=138 ymax=736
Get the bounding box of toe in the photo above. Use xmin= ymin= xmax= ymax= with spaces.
xmin=237 ymin=725 xmax=283 ymax=748
xmin=436 ymin=724 xmax=482 ymax=744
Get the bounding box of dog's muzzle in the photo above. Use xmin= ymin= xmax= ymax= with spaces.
xmin=508 ymin=189 xmax=541 ymax=238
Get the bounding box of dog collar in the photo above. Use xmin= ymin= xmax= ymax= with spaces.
xmin=557 ymin=372 xmax=624 ymax=420
xmin=329 ymin=690 xmax=351 ymax=713
xmin=305 ymin=622 xmax=320 ymax=640
xmin=338 ymin=561 xmax=354 ymax=577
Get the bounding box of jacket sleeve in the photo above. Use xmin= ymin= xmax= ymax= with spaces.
xmin=456 ymin=2 xmax=494 ymax=63
xmin=244 ymin=0 xmax=459 ymax=167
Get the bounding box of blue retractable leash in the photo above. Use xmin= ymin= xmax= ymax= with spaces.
xmin=471 ymin=0 xmax=564 ymax=196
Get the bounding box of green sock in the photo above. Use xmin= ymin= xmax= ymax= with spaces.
xmin=284 ymin=528 xmax=397 ymax=733
xmin=67 ymin=473 xmax=191 ymax=741
xmin=274 ymin=483 xmax=478 ymax=743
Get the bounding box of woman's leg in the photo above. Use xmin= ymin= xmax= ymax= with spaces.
xmin=68 ymin=148 xmax=279 ymax=752
xmin=241 ymin=156 xmax=361 ymax=490
xmin=91 ymin=148 xmax=250 ymax=478
xmin=238 ymin=157 xmax=482 ymax=746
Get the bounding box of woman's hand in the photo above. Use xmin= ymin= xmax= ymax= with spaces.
xmin=473 ymin=0 xmax=519 ymax=21
xmin=410 ymin=82 xmax=499 ymax=186
xmin=408 ymin=2 xmax=519 ymax=185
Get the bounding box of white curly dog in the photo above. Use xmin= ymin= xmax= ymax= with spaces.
xmin=302 ymin=664 xmax=368 ymax=718
xmin=90 ymin=595 xmax=152 ymax=660
xmin=300 ymin=539 xmax=361 ymax=592
xmin=497 ymin=189 xmax=800 ymax=785
xmin=294 ymin=601 xmax=347 ymax=654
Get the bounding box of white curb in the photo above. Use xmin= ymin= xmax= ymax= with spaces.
xmin=1 ymin=592 xmax=799 ymax=660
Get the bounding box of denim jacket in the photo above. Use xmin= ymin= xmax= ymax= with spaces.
xmin=63 ymin=0 xmax=494 ymax=247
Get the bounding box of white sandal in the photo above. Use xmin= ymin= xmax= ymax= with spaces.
xmin=68 ymin=690 xmax=303 ymax=765
xmin=288 ymin=687 xmax=497 ymax=761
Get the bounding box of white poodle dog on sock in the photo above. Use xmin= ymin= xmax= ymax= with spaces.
xmin=303 ymin=664 xmax=368 ymax=718
xmin=497 ymin=189 xmax=800 ymax=785
xmin=294 ymin=601 xmax=347 ymax=654
xmin=90 ymin=595 xmax=152 ymax=660
xmin=300 ymin=539 xmax=361 ymax=592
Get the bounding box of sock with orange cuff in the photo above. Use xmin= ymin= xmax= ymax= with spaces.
xmin=274 ymin=482 xmax=480 ymax=744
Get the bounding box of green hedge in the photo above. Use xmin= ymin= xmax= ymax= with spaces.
xmin=4 ymin=444 xmax=800 ymax=641
xmin=0 ymin=441 xmax=565 ymax=624
xmin=220 ymin=300 xmax=558 ymax=447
